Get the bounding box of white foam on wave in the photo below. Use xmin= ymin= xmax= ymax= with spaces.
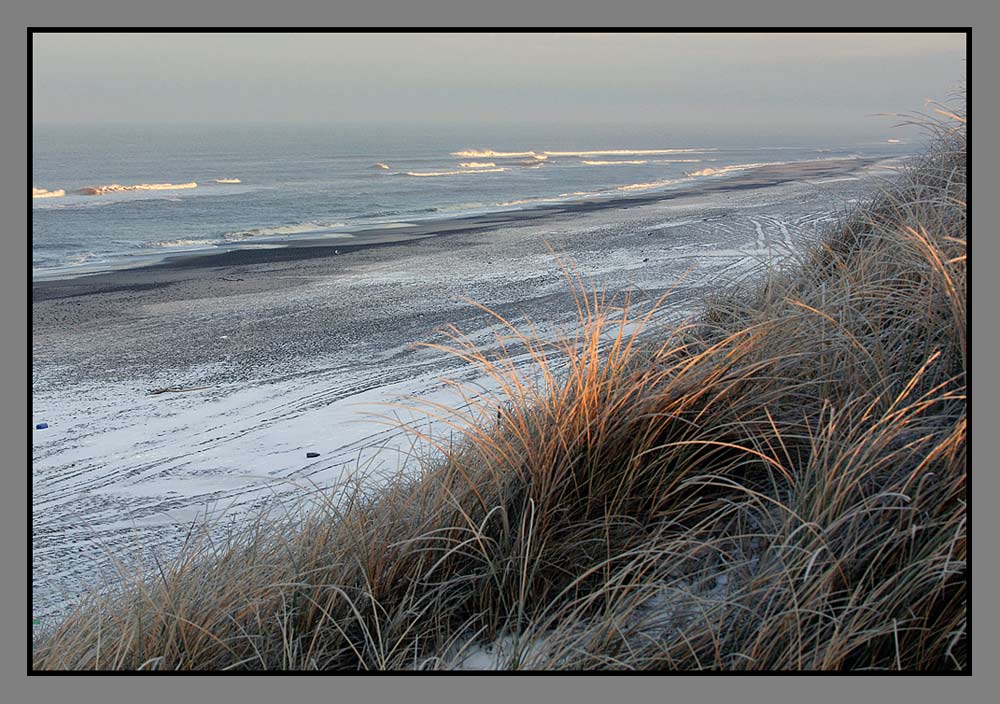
xmin=33 ymin=188 xmax=66 ymax=199
xmin=452 ymin=147 xmax=713 ymax=160
xmin=451 ymin=149 xmax=542 ymax=158
xmin=402 ymin=168 xmax=507 ymax=177
xmin=62 ymin=252 xmax=99 ymax=266
xmin=153 ymin=238 xmax=219 ymax=248
xmin=686 ymin=161 xmax=784 ymax=177
xmin=496 ymin=190 xmax=601 ymax=208
xmin=611 ymin=160 xmax=796 ymax=193
xmin=616 ymin=178 xmax=680 ymax=192
xmin=223 ymin=222 xmax=349 ymax=240
xmin=457 ymin=162 xmax=496 ymax=168
xmin=496 ymin=196 xmax=561 ymax=207
xmin=213 ymin=178 xmax=241 ymax=184
xmin=545 ymin=148 xmax=715 ymax=157
xmin=76 ymin=182 xmax=199 ymax=196
xmin=373 ymin=163 xmax=391 ymax=170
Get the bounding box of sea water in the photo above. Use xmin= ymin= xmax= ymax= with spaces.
xmin=32 ymin=123 xmax=910 ymax=277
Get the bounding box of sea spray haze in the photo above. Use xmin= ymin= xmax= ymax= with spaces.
xmin=32 ymin=122 xmax=910 ymax=275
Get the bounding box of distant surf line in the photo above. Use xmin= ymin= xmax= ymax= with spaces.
xmin=451 ymin=147 xmax=718 ymax=158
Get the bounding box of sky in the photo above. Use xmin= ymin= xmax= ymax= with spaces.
xmin=32 ymin=32 xmax=965 ymax=138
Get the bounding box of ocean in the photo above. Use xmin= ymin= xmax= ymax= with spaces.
xmin=32 ymin=123 xmax=909 ymax=277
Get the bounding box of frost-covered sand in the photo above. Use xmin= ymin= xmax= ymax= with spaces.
xmin=32 ymin=158 xmax=899 ymax=619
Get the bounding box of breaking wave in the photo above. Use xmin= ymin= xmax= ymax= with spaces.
xmin=223 ymin=222 xmax=349 ymax=240
xmin=452 ymin=148 xmax=713 ymax=159
xmin=544 ymin=148 xmax=714 ymax=157
xmin=76 ymin=182 xmax=198 ymax=196
xmin=451 ymin=149 xmax=542 ymax=158
xmin=213 ymin=178 xmax=241 ymax=184
xmin=496 ymin=196 xmax=562 ymax=207
xmin=616 ymin=179 xmax=680 ymax=192
xmin=685 ymin=161 xmax=783 ymax=177
xmin=153 ymin=238 xmax=219 ymax=248
xmin=457 ymin=162 xmax=496 ymax=168
xmin=373 ymin=163 xmax=392 ymax=170
xmin=64 ymin=252 xmax=98 ymax=266
xmin=496 ymin=191 xmax=598 ymax=207
xmin=402 ymin=168 xmax=507 ymax=177
xmin=33 ymin=188 xmax=65 ymax=199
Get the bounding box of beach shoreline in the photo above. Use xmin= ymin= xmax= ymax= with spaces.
xmin=32 ymin=156 xmax=887 ymax=297
xmin=32 ymin=156 xmax=891 ymax=618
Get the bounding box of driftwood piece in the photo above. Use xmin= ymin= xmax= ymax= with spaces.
xmin=148 ymin=386 xmax=211 ymax=396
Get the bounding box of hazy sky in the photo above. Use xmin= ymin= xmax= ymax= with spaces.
xmin=32 ymin=32 xmax=965 ymax=137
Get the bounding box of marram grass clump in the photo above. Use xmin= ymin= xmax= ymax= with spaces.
xmin=33 ymin=108 xmax=966 ymax=671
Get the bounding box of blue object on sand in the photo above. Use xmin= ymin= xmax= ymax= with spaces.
xmin=36 ymin=422 xmax=49 ymax=430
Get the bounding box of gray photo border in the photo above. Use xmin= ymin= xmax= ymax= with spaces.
xmin=6 ymin=2 xmax=994 ymax=702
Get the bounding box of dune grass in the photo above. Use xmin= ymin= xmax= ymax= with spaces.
xmin=32 ymin=107 xmax=967 ymax=671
